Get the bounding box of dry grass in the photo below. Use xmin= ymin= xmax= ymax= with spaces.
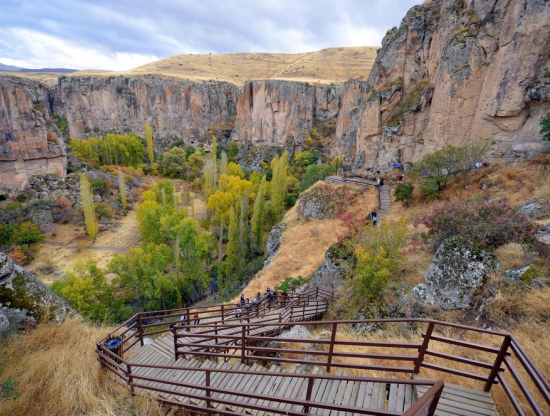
xmin=0 ymin=319 xmax=172 ymax=416
xmin=237 ymin=183 xmax=377 ymax=300
xmin=71 ymin=47 xmax=379 ymax=86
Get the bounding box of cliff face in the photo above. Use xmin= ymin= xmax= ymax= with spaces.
xmin=54 ymin=76 xmax=239 ymax=149
xmin=231 ymin=80 xmax=341 ymax=150
xmin=0 ymin=76 xmax=66 ymax=189
xmin=333 ymin=0 xmax=550 ymax=172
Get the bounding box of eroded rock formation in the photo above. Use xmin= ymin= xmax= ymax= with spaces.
xmin=0 ymin=76 xmax=66 ymax=189
xmin=55 ymin=76 xmax=239 ymax=150
xmin=332 ymin=0 xmax=550 ymax=172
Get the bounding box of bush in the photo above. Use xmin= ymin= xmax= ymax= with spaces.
xmin=541 ymin=113 xmax=550 ymax=141
xmin=414 ymin=195 xmax=538 ymax=251
xmin=91 ymin=179 xmax=107 ymax=195
xmin=299 ymin=163 xmax=333 ymax=192
xmin=94 ymin=203 xmax=114 ymax=220
xmin=419 ymin=178 xmax=441 ymax=201
xmin=10 ymin=222 xmax=43 ymax=246
xmin=394 ymin=183 xmax=414 ymax=206
xmin=275 ymin=276 xmax=306 ymax=293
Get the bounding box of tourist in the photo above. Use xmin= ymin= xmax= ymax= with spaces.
xmin=240 ymin=293 xmax=245 ymax=304
xmin=181 ymin=314 xmax=190 ymax=332
xmin=371 ymin=210 xmax=378 ymax=227
xmin=254 ymin=292 xmax=261 ymax=303
xmin=235 ymin=304 xmax=242 ymax=319
xmin=192 ymin=313 xmax=200 ymax=325
xmin=379 ymin=177 xmax=384 ymax=187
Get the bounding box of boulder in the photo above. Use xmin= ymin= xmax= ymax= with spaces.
xmin=420 ymin=237 xmax=498 ymax=310
xmin=0 ymin=251 xmax=75 ymax=326
xmin=307 ymin=243 xmax=348 ymax=291
xmin=266 ymin=222 xmax=286 ymax=257
xmin=519 ymin=200 xmax=550 ymax=220
xmin=534 ymin=223 xmax=550 ymax=259
xmin=0 ymin=311 xmax=9 ymax=330
xmin=502 ymin=265 xmax=532 ymax=284
xmin=280 ymin=325 xmax=311 ymax=340
xmin=411 ymin=283 xmax=436 ymax=305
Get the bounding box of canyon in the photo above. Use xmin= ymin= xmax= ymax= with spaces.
xmin=1 ymin=0 xmax=550 ymax=189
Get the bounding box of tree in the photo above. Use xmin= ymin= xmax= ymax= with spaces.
xmin=293 ymin=151 xmax=316 ymax=168
xmin=414 ymin=195 xmax=538 ymax=251
xmin=299 ymin=163 xmax=333 ymax=192
xmin=270 ymin=151 xmax=288 ymax=221
xmin=250 ymin=175 xmax=267 ymax=245
xmin=394 ymin=183 xmax=414 ymax=207
xmin=275 ymin=276 xmax=305 ymax=293
xmin=219 ymin=151 xmax=228 ymax=178
xmin=118 ymin=169 xmax=127 ymax=210
xmin=410 ymin=142 xmax=489 ymax=191
xmin=145 ymin=123 xmax=154 ymax=163
xmin=331 ymin=156 xmax=344 ymax=175
xmin=226 ymin=142 xmax=239 ymax=162
xmin=160 ymin=147 xmax=187 ymax=178
xmin=225 ymin=206 xmax=239 ymax=285
xmin=541 ymin=113 xmax=550 ymax=141
xmin=238 ymin=192 xmax=249 ymax=275
xmin=80 ymin=174 xmax=98 ymax=241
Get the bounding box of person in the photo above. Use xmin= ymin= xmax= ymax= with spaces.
xmin=254 ymin=292 xmax=261 ymax=303
xmin=379 ymin=178 xmax=384 ymax=187
xmin=235 ymin=304 xmax=242 ymax=319
xmin=371 ymin=210 xmax=378 ymax=227
xmin=210 ymin=285 xmax=215 ymax=296
xmin=399 ymin=174 xmax=404 ymax=181
xmin=181 ymin=314 xmax=190 ymax=332
xmin=192 ymin=313 xmax=200 ymax=325
xmin=280 ymin=292 xmax=287 ymax=307
xmin=366 ymin=213 xmax=372 ymax=221
xmin=240 ymin=293 xmax=245 ymax=304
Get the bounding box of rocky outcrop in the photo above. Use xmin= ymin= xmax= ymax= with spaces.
xmin=0 ymin=252 xmax=75 ymax=326
xmin=266 ymin=222 xmax=287 ymax=257
xmin=0 ymin=76 xmax=66 ymax=189
xmin=332 ymin=0 xmax=550 ymax=173
xmin=297 ymin=183 xmax=362 ymax=220
xmin=307 ymin=243 xmax=347 ymax=291
xmin=412 ymin=236 xmax=498 ymax=309
xmin=534 ymin=222 xmax=550 ymax=258
xmin=54 ymin=75 xmax=239 ymax=150
xmin=231 ymin=80 xmax=341 ymax=153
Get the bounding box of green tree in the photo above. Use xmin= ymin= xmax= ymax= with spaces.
xmin=160 ymin=147 xmax=187 ymax=178
xmin=225 ymin=206 xmax=239 ymax=285
xmin=299 ymin=163 xmax=333 ymax=192
xmin=145 ymin=123 xmax=154 ymax=163
xmin=9 ymin=222 xmax=43 ymax=246
xmin=270 ymin=151 xmax=288 ymax=222
xmin=250 ymin=175 xmax=267 ymax=245
xmin=293 ymin=151 xmax=316 ymax=168
xmin=80 ymin=174 xmax=98 ymax=241
xmin=226 ymin=142 xmax=239 ymax=162
xmin=238 ymin=192 xmax=249 ymax=275
xmin=219 ymin=151 xmax=228 ymax=178
xmin=541 ymin=113 xmax=550 ymax=141
xmin=394 ymin=183 xmax=414 ymax=207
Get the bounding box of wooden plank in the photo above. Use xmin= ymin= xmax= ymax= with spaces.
xmin=321 ymin=370 xmax=344 ymax=416
xmin=404 ymin=384 xmax=413 ymax=411
xmin=344 ymin=380 xmax=361 ymax=416
xmin=255 ymin=366 xmax=285 ymax=415
xmin=270 ymin=366 xmax=300 ymax=411
xmin=211 ymin=363 xmax=240 ymax=409
xmin=335 ymin=378 xmax=354 ymax=416
xmin=330 ymin=377 xmax=349 ymax=415
xmin=416 ymin=385 xmax=497 ymax=408
xmin=426 ymin=395 xmax=498 ymax=416
xmin=279 ymin=367 xmax=305 ymax=411
xmin=387 ymin=383 xmax=397 ymax=411
xmin=395 ymin=383 xmax=406 ymax=413
xmin=247 ymin=365 xmax=278 ymax=414
xmin=233 ymin=363 xmax=263 ymax=413
xmin=376 ymin=383 xmax=387 ymax=410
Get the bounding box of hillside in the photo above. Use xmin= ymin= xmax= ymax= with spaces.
xmin=72 ymin=46 xmax=379 ymax=86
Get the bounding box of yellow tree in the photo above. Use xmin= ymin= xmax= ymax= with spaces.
xmin=250 ymin=175 xmax=267 ymax=245
xmin=118 ymin=169 xmax=127 ymax=210
xmin=225 ymin=206 xmax=238 ymax=285
xmin=144 ymin=123 xmax=154 ymax=163
xmin=270 ymin=150 xmax=288 ymax=221
xmin=80 ymin=174 xmax=98 ymax=241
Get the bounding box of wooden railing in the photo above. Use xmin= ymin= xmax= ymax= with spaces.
xmin=97 ymin=292 xmax=550 ymax=415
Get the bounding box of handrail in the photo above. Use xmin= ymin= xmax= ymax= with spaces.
xmin=97 ymin=289 xmax=550 ymax=415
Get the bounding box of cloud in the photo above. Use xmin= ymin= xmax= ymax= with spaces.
xmin=0 ymin=0 xmax=419 ymax=70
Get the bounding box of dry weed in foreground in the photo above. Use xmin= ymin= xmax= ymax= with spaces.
xmin=0 ymin=319 xmax=173 ymax=416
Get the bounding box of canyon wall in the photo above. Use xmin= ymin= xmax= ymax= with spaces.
xmin=0 ymin=76 xmax=65 ymax=189
xmin=332 ymin=0 xmax=550 ymax=172
xmin=54 ymin=76 xmax=239 ymax=150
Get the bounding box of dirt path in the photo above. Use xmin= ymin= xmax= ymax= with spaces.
xmin=30 ymin=178 xmax=205 ymax=285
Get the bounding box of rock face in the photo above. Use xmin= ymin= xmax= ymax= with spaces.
xmin=266 ymin=222 xmax=287 ymax=257
xmin=297 ymin=183 xmax=362 ymax=220
xmin=54 ymin=76 xmax=239 ymax=150
xmin=332 ymin=0 xmax=550 ymax=172
xmin=0 ymin=76 xmax=66 ymax=189
xmin=534 ymin=222 xmax=550 ymax=258
xmin=308 ymin=243 xmax=347 ymax=291
xmin=0 ymin=252 xmax=75 ymax=325
xmin=413 ymin=236 xmax=498 ymax=310
xmin=231 ymin=80 xmax=341 ymax=152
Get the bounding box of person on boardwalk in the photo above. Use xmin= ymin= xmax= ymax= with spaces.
xmin=192 ymin=313 xmax=200 ymax=325
xmin=240 ymin=293 xmax=245 ymax=304
xmin=181 ymin=313 xmax=190 ymax=332
xmin=235 ymin=304 xmax=242 ymax=319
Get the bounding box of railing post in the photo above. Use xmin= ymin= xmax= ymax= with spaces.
xmin=126 ymin=363 xmax=134 ymax=394
xmin=326 ymin=322 xmax=338 ymax=373
xmin=137 ymin=314 xmax=144 ymax=346
xmin=241 ymin=324 xmax=246 ymax=364
xmin=484 ymin=335 xmax=511 ymax=392
xmin=256 ymin=303 xmax=259 ymax=318
xmin=290 ymin=306 xmax=293 ymax=321
xmin=303 ymin=377 xmax=315 ymax=413
xmin=173 ymin=325 xmax=178 ymax=360
xmin=186 ymin=307 xmax=190 ymax=330
xmin=205 ymin=369 xmax=212 ymax=408
xmin=414 ymin=322 xmax=434 ymax=374
xmin=214 ymin=322 xmax=218 ymax=345
xmin=221 ymin=304 xmax=225 ymax=324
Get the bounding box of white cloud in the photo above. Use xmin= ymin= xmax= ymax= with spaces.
xmin=0 ymin=28 xmax=159 ymax=70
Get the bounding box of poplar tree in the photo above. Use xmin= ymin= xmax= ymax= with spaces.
xmin=226 ymin=206 xmax=239 ymax=283
xmin=251 ymin=175 xmax=267 ymax=245
xmin=270 ymin=150 xmax=288 ymax=221
xmin=145 ymin=123 xmax=154 ymax=163
xmin=80 ymin=174 xmax=98 ymax=241
xmin=118 ymin=169 xmax=127 ymax=210
xmin=219 ymin=151 xmax=228 ymax=180
xmin=238 ymin=192 xmax=249 ymax=276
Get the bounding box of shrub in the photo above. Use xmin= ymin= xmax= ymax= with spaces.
xmin=541 ymin=113 xmax=550 ymax=141
xmin=94 ymin=203 xmax=114 ymax=220
xmin=414 ymin=195 xmax=538 ymax=251
xmin=275 ymin=276 xmax=306 ymax=293
xmin=299 ymin=163 xmax=333 ymax=192
xmin=91 ymin=179 xmax=107 ymax=195
xmin=394 ymin=183 xmax=414 ymax=206
xmin=419 ymin=178 xmax=441 ymax=201
xmin=8 ymin=251 xmax=28 ymax=266
xmin=10 ymin=222 xmax=43 ymax=246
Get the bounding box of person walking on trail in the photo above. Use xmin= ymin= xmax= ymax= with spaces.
xmin=240 ymin=293 xmax=245 ymax=304
xmin=235 ymin=304 xmax=242 ymax=319
xmin=181 ymin=314 xmax=190 ymax=332
xmin=379 ymin=178 xmax=384 ymax=187
xmin=371 ymin=210 xmax=378 ymax=227
xmin=192 ymin=313 xmax=200 ymax=325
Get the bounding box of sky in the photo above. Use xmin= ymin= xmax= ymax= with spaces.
xmin=0 ymin=0 xmax=419 ymax=71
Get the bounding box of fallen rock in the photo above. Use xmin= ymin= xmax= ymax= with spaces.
xmin=280 ymin=325 xmax=311 ymax=340
xmin=420 ymin=236 xmax=498 ymax=310
xmin=0 ymin=251 xmax=75 ymax=326
xmin=266 ymin=222 xmax=286 ymax=257
xmin=534 ymin=223 xmax=550 ymax=259
xmin=502 ymin=265 xmax=532 ymax=284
